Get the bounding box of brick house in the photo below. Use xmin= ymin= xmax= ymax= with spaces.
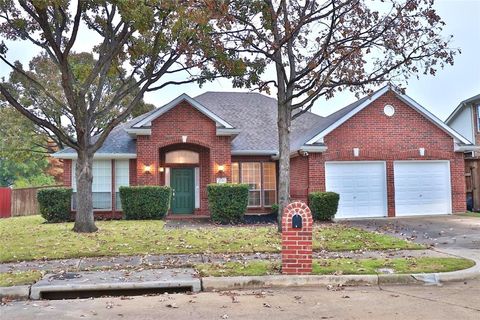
xmin=446 ymin=94 xmax=480 ymax=210
xmin=54 ymin=85 xmax=476 ymax=219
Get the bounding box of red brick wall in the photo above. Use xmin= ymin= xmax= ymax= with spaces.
xmin=63 ymin=159 xmax=72 ymax=187
xmin=135 ymin=101 xmax=232 ymax=215
xmin=290 ymin=155 xmax=309 ymax=202
xmin=297 ymin=90 xmax=466 ymax=215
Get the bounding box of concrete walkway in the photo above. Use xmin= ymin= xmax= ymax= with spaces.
xmin=0 ymin=249 xmax=453 ymax=273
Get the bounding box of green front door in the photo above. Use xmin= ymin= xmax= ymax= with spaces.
xmin=171 ymin=168 xmax=195 ymax=214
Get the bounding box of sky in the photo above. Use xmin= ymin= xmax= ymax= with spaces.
xmin=1 ymin=0 xmax=479 ymax=121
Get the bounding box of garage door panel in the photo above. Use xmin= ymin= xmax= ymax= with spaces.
xmin=325 ymin=162 xmax=387 ymax=219
xmin=394 ymin=161 xmax=451 ymax=216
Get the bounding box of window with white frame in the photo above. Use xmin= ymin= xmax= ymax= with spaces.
xmin=232 ymin=162 xmax=239 ymax=184
xmin=262 ymin=163 xmax=276 ymax=207
xmin=241 ymin=162 xmax=262 ymax=207
xmin=115 ymin=160 xmax=130 ymax=210
xmin=231 ymin=162 xmax=277 ymax=207
xmin=165 ymin=150 xmax=199 ymax=164
xmin=72 ymin=160 xmax=112 ymax=210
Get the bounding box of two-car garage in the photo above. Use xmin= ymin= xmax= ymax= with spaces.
xmin=325 ymin=161 xmax=452 ymax=219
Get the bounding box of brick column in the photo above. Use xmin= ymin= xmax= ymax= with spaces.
xmin=281 ymin=201 xmax=313 ymax=275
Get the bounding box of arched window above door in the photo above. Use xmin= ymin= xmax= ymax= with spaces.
xmin=165 ymin=150 xmax=199 ymax=164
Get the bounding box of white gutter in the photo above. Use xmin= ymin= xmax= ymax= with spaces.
xmin=52 ymin=153 xmax=137 ymax=160
xmin=300 ymin=145 xmax=328 ymax=153
xmin=231 ymin=150 xmax=279 ymax=156
xmin=216 ymin=128 xmax=242 ymax=136
xmin=125 ymin=128 xmax=152 ymax=136
xmin=454 ymin=144 xmax=480 ymax=152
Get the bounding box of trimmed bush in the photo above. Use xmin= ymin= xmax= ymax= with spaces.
xmin=37 ymin=187 xmax=73 ymax=223
xmin=270 ymin=203 xmax=279 ymax=215
xmin=309 ymin=191 xmax=340 ymax=221
xmin=120 ymin=186 xmax=171 ymax=220
xmin=207 ymin=183 xmax=249 ymax=224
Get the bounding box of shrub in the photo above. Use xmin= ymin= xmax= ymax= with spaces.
xmin=120 ymin=186 xmax=171 ymax=220
xmin=308 ymin=191 xmax=340 ymax=221
xmin=37 ymin=187 xmax=73 ymax=223
xmin=207 ymin=183 xmax=249 ymax=224
xmin=270 ymin=203 xmax=279 ymax=215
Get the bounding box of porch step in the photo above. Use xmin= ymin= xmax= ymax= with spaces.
xmin=166 ymin=214 xmax=210 ymax=220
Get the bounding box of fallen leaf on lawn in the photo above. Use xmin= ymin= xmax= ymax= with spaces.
xmin=263 ymin=302 xmax=271 ymax=308
xmin=221 ymin=314 xmax=229 ymax=319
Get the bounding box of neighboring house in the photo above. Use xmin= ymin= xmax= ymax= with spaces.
xmin=54 ymin=85 xmax=476 ymax=219
xmin=446 ymin=94 xmax=480 ymax=211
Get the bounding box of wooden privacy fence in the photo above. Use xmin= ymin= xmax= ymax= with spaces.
xmin=465 ymin=158 xmax=480 ymax=211
xmin=8 ymin=185 xmax=63 ymax=217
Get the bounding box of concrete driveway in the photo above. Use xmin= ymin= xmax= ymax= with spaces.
xmin=343 ymin=215 xmax=480 ymax=250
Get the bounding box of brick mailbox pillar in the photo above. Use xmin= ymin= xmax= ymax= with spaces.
xmin=281 ymin=201 xmax=313 ymax=275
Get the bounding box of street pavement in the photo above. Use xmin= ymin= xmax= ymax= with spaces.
xmin=2 ymin=278 xmax=479 ymax=319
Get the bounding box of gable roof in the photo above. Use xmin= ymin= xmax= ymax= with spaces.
xmin=445 ymin=93 xmax=480 ymax=124
xmin=194 ymin=92 xmax=325 ymax=154
xmin=304 ymin=85 xmax=472 ymax=146
xmin=54 ymin=86 xmax=473 ymax=159
xmin=132 ymin=93 xmax=234 ymax=129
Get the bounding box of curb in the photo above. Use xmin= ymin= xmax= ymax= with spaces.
xmin=2 ymin=251 xmax=478 ymax=299
xmin=0 ymin=285 xmax=30 ymax=300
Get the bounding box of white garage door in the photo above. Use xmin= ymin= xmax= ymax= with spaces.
xmin=325 ymin=162 xmax=387 ymax=219
xmin=394 ymin=161 xmax=451 ymax=216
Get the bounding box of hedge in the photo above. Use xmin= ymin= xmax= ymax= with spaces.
xmin=207 ymin=183 xmax=249 ymax=224
xmin=37 ymin=187 xmax=73 ymax=223
xmin=120 ymin=186 xmax=171 ymax=220
xmin=308 ymin=191 xmax=340 ymax=221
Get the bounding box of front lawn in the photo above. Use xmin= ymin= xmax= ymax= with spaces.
xmin=460 ymin=212 xmax=480 ymax=218
xmin=0 ymin=271 xmax=43 ymax=287
xmin=0 ymin=215 xmax=422 ymax=263
xmin=196 ymin=257 xmax=475 ymax=277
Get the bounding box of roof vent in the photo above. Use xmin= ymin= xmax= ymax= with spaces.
xmin=384 ymin=105 xmax=395 ymax=117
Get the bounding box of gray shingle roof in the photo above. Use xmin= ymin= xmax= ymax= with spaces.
xmin=54 ymin=91 xmax=371 ymax=157
xmin=194 ymin=92 xmax=324 ymax=152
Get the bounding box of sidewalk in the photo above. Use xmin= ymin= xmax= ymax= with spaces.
xmin=0 ymin=249 xmax=452 ymax=273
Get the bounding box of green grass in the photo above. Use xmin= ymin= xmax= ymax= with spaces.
xmin=0 ymin=271 xmax=43 ymax=287
xmin=0 ymin=215 xmax=421 ymax=263
xmin=196 ymin=257 xmax=475 ymax=277
xmin=460 ymin=212 xmax=480 ymax=218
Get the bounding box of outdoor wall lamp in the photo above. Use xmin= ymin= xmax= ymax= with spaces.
xmin=143 ymin=164 xmax=152 ymax=174
xmin=353 ymin=148 xmax=360 ymax=157
xmin=159 ymin=167 xmax=165 ymax=173
xmin=217 ymin=164 xmax=225 ymax=173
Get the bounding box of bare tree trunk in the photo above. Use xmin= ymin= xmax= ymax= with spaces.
xmin=277 ymin=100 xmax=291 ymax=232
xmin=73 ymin=150 xmax=98 ymax=233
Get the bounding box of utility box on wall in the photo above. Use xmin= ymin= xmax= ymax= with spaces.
xmin=281 ymin=201 xmax=313 ymax=275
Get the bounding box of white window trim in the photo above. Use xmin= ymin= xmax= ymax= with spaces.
xmin=71 ymin=160 xmax=113 ymax=211
xmin=232 ymin=162 xmax=277 ymax=208
xmin=194 ymin=167 xmax=200 ymax=209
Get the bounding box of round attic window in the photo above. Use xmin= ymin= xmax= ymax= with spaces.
xmin=384 ymin=104 xmax=395 ymax=117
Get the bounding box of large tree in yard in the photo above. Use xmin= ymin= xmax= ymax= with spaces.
xmin=218 ymin=0 xmax=458 ymax=230
xmin=0 ymin=1 xmax=247 ymax=232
